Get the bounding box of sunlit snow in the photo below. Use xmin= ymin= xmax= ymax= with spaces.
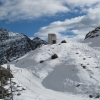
xmin=2 ymin=42 xmax=100 ymax=100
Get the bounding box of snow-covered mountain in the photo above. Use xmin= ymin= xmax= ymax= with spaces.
xmin=0 ymin=28 xmax=47 ymax=65
xmin=84 ymin=27 xmax=100 ymax=47
xmin=2 ymin=42 xmax=100 ymax=100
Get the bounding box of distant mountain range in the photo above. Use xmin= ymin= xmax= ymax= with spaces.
xmin=0 ymin=28 xmax=47 ymax=65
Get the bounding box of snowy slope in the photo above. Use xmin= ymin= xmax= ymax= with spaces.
xmin=2 ymin=42 xmax=100 ymax=100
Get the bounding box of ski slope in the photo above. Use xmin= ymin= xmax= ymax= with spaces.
xmin=2 ymin=43 xmax=100 ymax=100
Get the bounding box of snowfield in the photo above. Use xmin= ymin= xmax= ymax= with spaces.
xmin=2 ymin=42 xmax=100 ymax=100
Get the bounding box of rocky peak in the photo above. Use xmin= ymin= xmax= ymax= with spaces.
xmin=0 ymin=28 xmax=47 ymax=65
xmin=85 ymin=27 xmax=100 ymax=39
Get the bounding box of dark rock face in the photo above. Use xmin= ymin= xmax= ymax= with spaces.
xmin=85 ymin=27 xmax=100 ymax=39
xmin=0 ymin=66 xmax=13 ymax=98
xmin=89 ymin=95 xmax=93 ymax=98
xmin=32 ymin=37 xmax=47 ymax=48
xmin=0 ymin=28 xmax=47 ymax=65
xmin=95 ymin=95 xmax=100 ymax=98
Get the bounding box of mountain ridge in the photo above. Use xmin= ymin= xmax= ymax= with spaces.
xmin=0 ymin=28 xmax=47 ymax=65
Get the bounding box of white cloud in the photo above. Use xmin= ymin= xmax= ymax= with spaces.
xmin=34 ymin=3 xmax=100 ymax=43
xmin=0 ymin=0 xmax=69 ymax=21
xmin=66 ymin=0 xmax=100 ymax=7
xmin=1 ymin=0 xmax=100 ymax=42
xmin=34 ymin=16 xmax=85 ymax=42
xmin=0 ymin=0 xmax=100 ymax=21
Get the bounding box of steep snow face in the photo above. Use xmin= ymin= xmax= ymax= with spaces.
xmin=83 ymin=27 xmax=100 ymax=47
xmin=3 ymin=43 xmax=100 ymax=100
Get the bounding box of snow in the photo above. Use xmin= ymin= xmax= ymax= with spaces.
xmin=8 ymin=32 xmax=19 ymax=37
xmin=2 ymin=42 xmax=100 ymax=100
xmin=8 ymin=32 xmax=25 ymax=41
xmin=29 ymin=37 xmax=34 ymax=40
xmin=83 ymin=36 xmax=100 ymax=47
xmin=0 ymin=31 xmax=25 ymax=45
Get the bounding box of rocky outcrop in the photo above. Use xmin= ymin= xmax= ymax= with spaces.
xmin=85 ymin=27 xmax=100 ymax=39
xmin=51 ymin=54 xmax=58 ymax=59
xmin=32 ymin=37 xmax=47 ymax=48
xmin=61 ymin=40 xmax=67 ymax=43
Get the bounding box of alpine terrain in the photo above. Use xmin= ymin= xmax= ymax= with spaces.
xmin=0 ymin=28 xmax=47 ymax=65
xmin=1 ymin=27 xmax=100 ymax=100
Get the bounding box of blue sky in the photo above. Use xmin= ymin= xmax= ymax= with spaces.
xmin=0 ymin=11 xmax=84 ymax=37
xmin=0 ymin=0 xmax=100 ymax=42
